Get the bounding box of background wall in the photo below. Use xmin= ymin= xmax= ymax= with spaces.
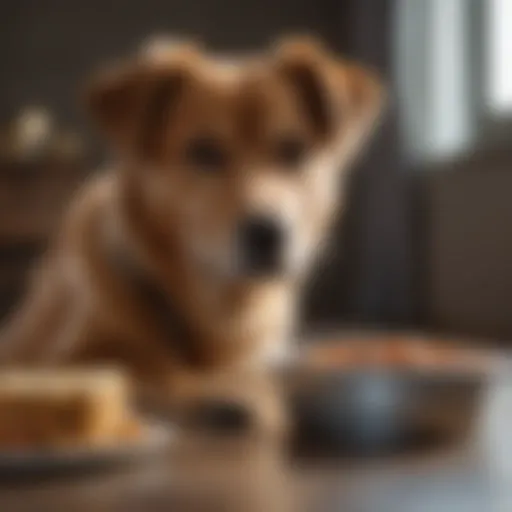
xmin=0 ymin=0 xmax=343 ymax=126
xmin=427 ymin=152 xmax=512 ymax=341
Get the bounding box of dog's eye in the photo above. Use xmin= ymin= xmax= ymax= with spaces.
xmin=274 ymin=135 xmax=308 ymax=168
xmin=185 ymin=136 xmax=228 ymax=172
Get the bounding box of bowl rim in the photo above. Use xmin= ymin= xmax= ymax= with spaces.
xmin=287 ymin=328 xmax=509 ymax=383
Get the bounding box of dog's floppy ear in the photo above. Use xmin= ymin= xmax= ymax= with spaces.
xmin=85 ymin=56 xmax=191 ymax=160
xmin=275 ymin=36 xmax=385 ymax=145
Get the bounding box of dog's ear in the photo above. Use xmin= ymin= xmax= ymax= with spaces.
xmin=275 ymin=36 xmax=385 ymax=145
xmin=85 ymin=57 xmax=190 ymax=160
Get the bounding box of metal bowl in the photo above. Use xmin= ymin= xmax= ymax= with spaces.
xmin=284 ymin=337 xmax=498 ymax=454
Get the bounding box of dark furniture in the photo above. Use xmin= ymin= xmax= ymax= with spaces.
xmin=0 ymin=158 xmax=86 ymax=319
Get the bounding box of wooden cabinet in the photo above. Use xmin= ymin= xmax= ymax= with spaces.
xmin=0 ymin=159 xmax=87 ymax=320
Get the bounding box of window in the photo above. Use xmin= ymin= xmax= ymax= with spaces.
xmin=396 ymin=0 xmax=512 ymax=163
xmin=486 ymin=0 xmax=512 ymax=115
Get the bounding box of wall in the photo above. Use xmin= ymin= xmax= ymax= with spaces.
xmin=428 ymin=152 xmax=512 ymax=341
xmin=0 ymin=0 xmax=341 ymax=126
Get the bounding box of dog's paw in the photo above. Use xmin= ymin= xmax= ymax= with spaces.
xmin=186 ymin=399 xmax=253 ymax=434
xmin=165 ymin=370 xmax=290 ymax=439
xmin=184 ymin=395 xmax=289 ymax=439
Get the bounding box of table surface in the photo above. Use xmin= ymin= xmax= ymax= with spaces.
xmin=0 ymin=374 xmax=511 ymax=512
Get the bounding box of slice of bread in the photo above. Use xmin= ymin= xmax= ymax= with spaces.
xmin=0 ymin=367 xmax=134 ymax=449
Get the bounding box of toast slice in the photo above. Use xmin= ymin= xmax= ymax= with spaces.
xmin=0 ymin=367 xmax=134 ymax=449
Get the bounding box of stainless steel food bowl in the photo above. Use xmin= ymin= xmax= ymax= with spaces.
xmin=284 ymin=338 xmax=497 ymax=454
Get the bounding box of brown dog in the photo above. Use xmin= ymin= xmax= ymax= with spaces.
xmin=0 ymin=36 xmax=384 ymax=433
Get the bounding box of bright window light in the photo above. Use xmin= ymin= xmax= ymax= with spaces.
xmin=487 ymin=0 xmax=512 ymax=113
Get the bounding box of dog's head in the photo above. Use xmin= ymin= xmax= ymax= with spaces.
xmin=87 ymin=37 xmax=384 ymax=282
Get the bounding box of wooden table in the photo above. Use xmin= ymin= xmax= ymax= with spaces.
xmin=0 ymin=374 xmax=511 ymax=512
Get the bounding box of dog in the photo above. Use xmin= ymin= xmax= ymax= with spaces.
xmin=0 ymin=36 xmax=384 ymax=434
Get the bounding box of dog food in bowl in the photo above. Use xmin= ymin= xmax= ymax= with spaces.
xmin=304 ymin=336 xmax=495 ymax=375
xmin=289 ymin=335 xmax=499 ymax=453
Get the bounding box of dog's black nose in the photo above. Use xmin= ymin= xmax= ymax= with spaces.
xmin=238 ymin=215 xmax=285 ymax=276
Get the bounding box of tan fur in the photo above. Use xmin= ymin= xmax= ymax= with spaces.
xmin=0 ymin=36 xmax=384 ymax=433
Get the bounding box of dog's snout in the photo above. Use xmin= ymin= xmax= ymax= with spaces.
xmin=238 ymin=215 xmax=285 ymax=276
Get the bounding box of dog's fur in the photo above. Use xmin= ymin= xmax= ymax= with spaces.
xmin=0 ymin=37 xmax=384 ymax=432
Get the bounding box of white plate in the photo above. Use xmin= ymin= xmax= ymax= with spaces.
xmin=0 ymin=422 xmax=175 ymax=476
